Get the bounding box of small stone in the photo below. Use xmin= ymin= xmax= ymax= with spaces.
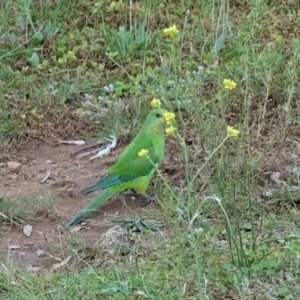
xmin=94 ymin=225 xmax=128 ymax=256
xmin=36 ymin=249 xmax=45 ymax=257
xmin=23 ymin=224 xmax=33 ymax=237
xmin=270 ymin=171 xmax=282 ymax=185
xmin=7 ymin=161 xmax=22 ymax=172
xmin=103 ymin=85 xmax=110 ymax=93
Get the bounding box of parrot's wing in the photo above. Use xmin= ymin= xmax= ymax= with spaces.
xmin=108 ymin=137 xmax=159 ymax=177
xmin=82 ymin=173 xmax=136 ymax=194
xmin=82 ymin=139 xmax=159 ymax=194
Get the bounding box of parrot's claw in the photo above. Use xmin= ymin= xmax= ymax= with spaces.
xmin=139 ymin=193 xmax=155 ymax=207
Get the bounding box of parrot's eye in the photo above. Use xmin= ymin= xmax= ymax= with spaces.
xmin=155 ymin=113 xmax=161 ymax=118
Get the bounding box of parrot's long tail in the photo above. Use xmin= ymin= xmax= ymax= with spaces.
xmin=65 ymin=188 xmax=117 ymax=229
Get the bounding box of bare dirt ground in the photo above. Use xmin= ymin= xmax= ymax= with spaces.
xmin=0 ymin=107 xmax=183 ymax=271
xmin=0 ymin=139 xmax=163 ymax=270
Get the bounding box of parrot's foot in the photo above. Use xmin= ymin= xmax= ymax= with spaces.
xmin=125 ymin=190 xmax=154 ymax=206
xmin=138 ymin=193 xmax=155 ymax=207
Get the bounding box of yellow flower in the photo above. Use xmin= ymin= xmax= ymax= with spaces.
xmin=150 ymin=98 xmax=161 ymax=108
xmin=163 ymin=111 xmax=176 ymax=124
xmin=227 ymin=126 xmax=240 ymax=137
xmin=163 ymin=25 xmax=180 ymax=38
xmin=166 ymin=126 xmax=176 ymax=135
xmin=223 ymin=79 xmax=237 ymax=90
xmin=138 ymin=149 xmax=149 ymax=157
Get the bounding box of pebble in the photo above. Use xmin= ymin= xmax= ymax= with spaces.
xmin=7 ymin=161 xmax=22 ymax=172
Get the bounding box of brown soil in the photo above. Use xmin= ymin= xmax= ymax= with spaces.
xmin=0 ymin=139 xmax=161 ymax=270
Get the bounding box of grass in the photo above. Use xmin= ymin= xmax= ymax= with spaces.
xmin=1 ymin=0 xmax=300 ymax=298
xmin=0 ymin=191 xmax=56 ymax=225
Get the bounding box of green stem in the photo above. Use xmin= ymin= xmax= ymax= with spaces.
xmin=189 ymin=135 xmax=230 ymax=188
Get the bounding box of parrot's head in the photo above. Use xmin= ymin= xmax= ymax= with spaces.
xmin=144 ymin=109 xmax=176 ymax=135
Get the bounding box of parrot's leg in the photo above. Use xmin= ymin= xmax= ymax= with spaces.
xmin=124 ymin=190 xmax=154 ymax=206
xmin=125 ymin=189 xmax=138 ymax=198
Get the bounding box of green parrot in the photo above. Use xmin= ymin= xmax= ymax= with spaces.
xmin=65 ymin=108 xmax=175 ymax=229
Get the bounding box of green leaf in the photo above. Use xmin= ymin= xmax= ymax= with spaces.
xmin=26 ymin=52 xmax=40 ymax=67
xmin=214 ymin=34 xmax=226 ymax=54
xmin=44 ymin=24 xmax=57 ymax=36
